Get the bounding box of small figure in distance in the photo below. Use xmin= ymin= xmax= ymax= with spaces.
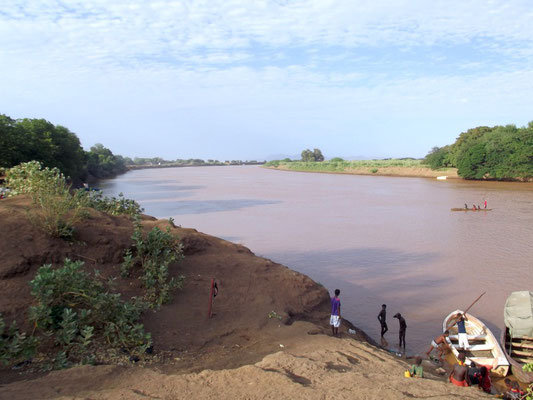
xmin=484 ymin=199 xmax=487 ymax=209
xmin=473 ymin=204 xmax=477 ymax=210
xmin=464 ymin=203 xmax=468 ymax=209
xmin=478 ymin=204 xmax=481 ymax=210
xmin=409 ymin=356 xmax=424 ymax=378
xmin=449 ymin=352 xmax=470 ymax=387
xmin=330 ymin=289 xmax=341 ymax=337
xmin=378 ymin=304 xmax=388 ymax=337
xmin=393 ymin=313 xmax=407 ymax=349
xmin=426 ymin=330 xmax=450 ymax=362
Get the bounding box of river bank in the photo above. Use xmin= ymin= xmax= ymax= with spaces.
xmin=264 ymin=161 xmax=459 ymax=179
xmin=0 ymin=195 xmax=492 ymax=399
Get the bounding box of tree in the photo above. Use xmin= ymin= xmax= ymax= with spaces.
xmin=313 ymin=148 xmax=324 ymax=162
xmin=422 ymin=146 xmax=451 ymax=169
xmin=86 ymin=143 xmax=127 ymax=178
xmin=301 ymin=148 xmax=324 ymax=162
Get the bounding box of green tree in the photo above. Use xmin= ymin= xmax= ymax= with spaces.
xmin=86 ymin=143 xmax=127 ymax=178
xmin=301 ymin=148 xmax=324 ymax=162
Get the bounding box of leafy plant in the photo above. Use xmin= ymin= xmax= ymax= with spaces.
xmin=29 ymin=259 xmax=151 ymax=367
xmin=122 ymin=218 xmax=184 ymax=308
xmin=0 ymin=315 xmax=38 ymax=366
xmin=77 ymin=190 xmax=143 ymax=216
xmin=6 ymin=161 xmax=88 ymax=238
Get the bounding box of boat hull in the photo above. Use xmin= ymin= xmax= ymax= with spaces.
xmin=500 ymin=327 xmax=533 ymax=383
xmin=451 ymin=208 xmax=493 ymax=212
xmin=443 ymin=309 xmax=509 ymax=376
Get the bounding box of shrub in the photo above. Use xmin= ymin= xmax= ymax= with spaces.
xmin=6 ymin=162 xmax=88 ymax=238
xmin=77 ymin=190 xmax=143 ymax=216
xmin=0 ymin=315 xmax=38 ymax=366
xmin=122 ymin=218 xmax=184 ymax=308
xmin=29 ymin=259 xmax=151 ymax=367
xmin=371 ymin=168 xmax=378 ymax=173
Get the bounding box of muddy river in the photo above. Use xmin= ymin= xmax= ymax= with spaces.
xmin=99 ymin=166 xmax=533 ymax=353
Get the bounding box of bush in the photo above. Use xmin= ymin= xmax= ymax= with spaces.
xmin=77 ymin=190 xmax=143 ymax=216
xmin=29 ymin=259 xmax=151 ymax=367
xmin=0 ymin=315 xmax=38 ymax=366
xmin=122 ymin=219 xmax=185 ymax=307
xmin=6 ymin=162 xmax=88 ymax=238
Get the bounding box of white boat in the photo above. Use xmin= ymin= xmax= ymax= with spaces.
xmin=436 ymin=176 xmax=447 ymax=180
xmin=443 ymin=309 xmax=510 ymax=376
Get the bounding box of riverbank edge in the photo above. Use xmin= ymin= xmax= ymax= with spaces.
xmin=263 ymin=164 xmax=460 ymax=179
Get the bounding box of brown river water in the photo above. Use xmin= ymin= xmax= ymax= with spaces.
xmin=98 ymin=166 xmax=533 ymax=354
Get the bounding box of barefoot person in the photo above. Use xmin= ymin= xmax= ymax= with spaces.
xmin=330 ymin=289 xmax=341 ymax=336
xmin=449 ymin=352 xmax=470 ymax=387
xmin=452 ymin=313 xmax=470 ymax=350
xmin=426 ymin=330 xmax=449 ymax=361
xmin=393 ymin=313 xmax=406 ymax=349
xmin=377 ymin=304 xmax=388 ymax=337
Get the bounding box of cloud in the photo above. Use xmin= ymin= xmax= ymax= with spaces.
xmin=0 ymin=1 xmax=532 ymax=159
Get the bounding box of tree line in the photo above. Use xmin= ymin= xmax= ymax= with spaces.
xmin=0 ymin=114 xmax=128 ymax=181
xmin=423 ymin=122 xmax=533 ymax=180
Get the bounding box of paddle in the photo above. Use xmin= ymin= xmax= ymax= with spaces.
xmin=446 ymin=291 xmax=486 ymax=329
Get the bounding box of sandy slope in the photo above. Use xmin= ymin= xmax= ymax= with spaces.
xmin=1 ymin=322 xmax=490 ymax=399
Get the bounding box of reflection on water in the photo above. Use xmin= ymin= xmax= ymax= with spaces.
xmin=98 ymin=166 xmax=533 ymax=354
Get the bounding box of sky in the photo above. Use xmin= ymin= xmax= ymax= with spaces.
xmin=1 ymin=0 xmax=533 ymax=160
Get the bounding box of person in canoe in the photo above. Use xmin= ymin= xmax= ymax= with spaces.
xmin=449 ymin=352 xmax=470 ymax=387
xmin=426 ymin=330 xmax=449 ymax=361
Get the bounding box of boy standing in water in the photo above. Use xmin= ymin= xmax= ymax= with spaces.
xmin=330 ymin=289 xmax=341 ymax=336
xmin=393 ymin=313 xmax=407 ymax=348
xmin=377 ymin=304 xmax=388 ymax=337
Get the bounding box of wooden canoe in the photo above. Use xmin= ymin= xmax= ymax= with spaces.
xmin=451 ymin=208 xmax=493 ymax=212
xmin=501 ymin=327 xmax=533 ymax=383
xmin=443 ymin=310 xmax=509 ymax=376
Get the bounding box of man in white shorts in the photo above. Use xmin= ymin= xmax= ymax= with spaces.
xmin=330 ymin=289 xmax=341 ymax=336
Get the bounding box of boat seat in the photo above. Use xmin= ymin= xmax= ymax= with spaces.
xmin=453 ymin=343 xmax=493 ymax=351
xmin=449 ymin=334 xmax=486 ymax=341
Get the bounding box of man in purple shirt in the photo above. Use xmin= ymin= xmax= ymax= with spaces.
xmin=330 ymin=289 xmax=341 ymax=336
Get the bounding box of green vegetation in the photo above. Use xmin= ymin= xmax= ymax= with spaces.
xmin=423 ymin=122 xmax=533 ymax=180
xmin=301 ymin=148 xmax=324 ymax=162
xmin=3 ymin=161 xmax=143 ymax=238
xmin=86 ymin=143 xmax=128 ymax=178
xmin=80 ymin=190 xmax=143 ymax=217
xmin=0 ymin=316 xmax=38 ymax=366
xmin=0 ymin=114 xmax=129 ymax=180
xmin=29 ymin=259 xmax=151 ymax=368
xmin=122 ymin=218 xmax=185 ymax=308
xmin=6 ymin=161 xmax=88 ymax=239
xmin=265 ymin=158 xmax=424 ymax=172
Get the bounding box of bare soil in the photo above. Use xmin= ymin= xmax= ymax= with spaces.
xmin=0 ymin=195 xmax=489 ymax=399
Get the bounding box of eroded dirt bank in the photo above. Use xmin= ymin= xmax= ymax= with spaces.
xmin=0 ymin=196 xmax=488 ymax=399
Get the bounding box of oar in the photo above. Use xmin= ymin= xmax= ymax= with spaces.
xmin=446 ymin=291 xmax=486 ymax=329
xmin=463 ymin=291 xmax=486 ymax=315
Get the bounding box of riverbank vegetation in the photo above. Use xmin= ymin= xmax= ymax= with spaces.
xmin=0 ymin=161 xmax=184 ymax=369
xmin=423 ymin=122 xmax=533 ymax=181
xmin=264 ymin=157 xmax=456 ymax=178
xmin=0 ymin=114 xmax=128 ymax=181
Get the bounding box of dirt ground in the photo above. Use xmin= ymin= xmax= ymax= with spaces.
xmin=0 ymin=196 xmax=489 ymax=399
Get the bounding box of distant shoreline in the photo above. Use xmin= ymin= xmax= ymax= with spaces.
xmin=264 ymin=164 xmax=460 ymax=179
xmin=127 ymin=161 xmax=266 ymax=171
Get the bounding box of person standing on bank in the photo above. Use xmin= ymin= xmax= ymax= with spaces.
xmin=393 ymin=313 xmax=407 ymax=348
xmin=378 ymin=304 xmax=388 ymax=337
xmin=330 ymin=289 xmax=341 ymax=336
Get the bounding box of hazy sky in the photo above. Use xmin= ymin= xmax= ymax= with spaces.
xmin=1 ymin=1 xmax=532 ymax=160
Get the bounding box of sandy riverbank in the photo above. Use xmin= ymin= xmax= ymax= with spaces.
xmin=0 ymin=195 xmax=489 ymax=399
xmin=266 ymin=164 xmax=460 ymax=179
